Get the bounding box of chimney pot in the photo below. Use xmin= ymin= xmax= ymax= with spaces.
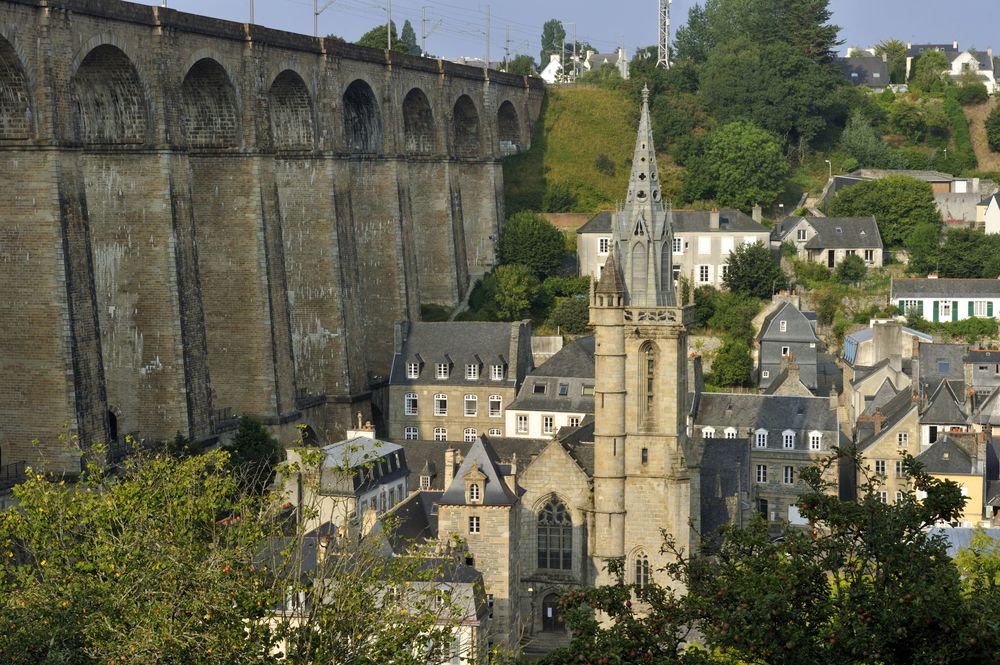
xmin=710 ymin=208 xmax=720 ymax=229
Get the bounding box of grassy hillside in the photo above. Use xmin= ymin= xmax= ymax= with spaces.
xmin=964 ymin=97 xmax=1000 ymax=172
xmin=503 ymin=86 xmax=678 ymax=215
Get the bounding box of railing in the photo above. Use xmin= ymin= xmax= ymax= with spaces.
xmin=0 ymin=461 xmax=27 ymax=492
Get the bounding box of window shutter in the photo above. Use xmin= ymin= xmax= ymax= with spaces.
xmin=917 ymin=300 xmax=924 ymax=316
xmin=898 ymin=300 xmax=905 ymax=313
xmin=969 ymin=301 xmax=975 ymax=317
xmin=989 ymin=302 xmax=994 ymax=318
xmin=932 ymin=300 xmax=939 ymax=322
xmin=953 ymin=300 xmax=958 ymax=322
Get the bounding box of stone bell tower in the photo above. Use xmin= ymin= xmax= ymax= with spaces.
xmin=589 ymin=86 xmax=700 ymax=587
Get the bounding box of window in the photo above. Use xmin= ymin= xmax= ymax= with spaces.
xmin=784 ymin=466 xmax=794 ymax=484
xmin=488 ymin=394 xmax=502 ymax=417
xmin=864 ymin=249 xmax=874 ymax=263
xmin=698 ymin=265 xmax=711 ymax=283
xmin=487 ymin=594 xmax=494 ymax=619
xmin=404 ymin=393 xmax=418 ymax=416
xmin=640 ymin=341 xmax=656 ymax=428
xmin=897 ymin=432 xmax=908 ymax=445
xmin=598 ymin=237 xmax=610 ymax=255
xmin=937 ymin=360 xmax=950 ymax=374
xmin=434 ymin=394 xmax=448 ymax=416
xmin=516 ymin=414 xmax=528 ymax=434
xmin=895 ymin=491 xmax=904 ymax=504
xmin=720 ymin=264 xmax=728 ymax=280
xmin=419 ymin=475 xmax=431 ymax=489
xmin=464 ymin=428 xmax=477 ymax=442
xmin=581 ymin=385 xmax=595 ymax=396
xmin=809 ymin=432 xmax=822 ymax=450
xmin=672 ymin=237 xmax=683 ymax=253
xmin=975 ymin=301 xmax=989 ymax=317
xmin=756 ymin=464 xmax=767 ymax=483
xmin=404 ymin=426 xmax=418 ymax=440
xmin=488 ymin=428 xmax=502 ymax=436
xmin=761 ymin=370 xmax=770 ymax=379
xmin=469 ymin=483 xmax=480 ymax=502
xmin=406 ymin=362 xmax=419 ymax=379
xmin=469 ymin=516 xmax=480 ymax=534
xmin=895 ymin=460 xmax=905 ymax=478
xmin=783 ymin=431 xmax=795 ymax=449
xmin=635 ymin=552 xmax=650 ymax=588
xmin=641 ymin=447 xmax=649 ymax=464
xmin=543 ymin=415 xmax=555 ymax=434
xmin=877 ymin=491 xmax=887 ymax=504
xmin=490 ymin=364 xmax=504 ymax=381
xmin=465 ymin=364 xmax=479 ymax=380
xmin=464 ymin=394 xmax=477 ymax=417
xmin=558 ymin=383 xmax=569 ymax=396
xmin=537 ymin=498 xmax=572 ymax=570
xmin=902 ymin=300 xmax=919 ymax=314
xmin=940 ymin=301 xmax=952 ymax=319
xmin=703 ymin=427 xmax=716 ymax=439
xmin=569 ymin=416 xmax=581 ymax=428
xmin=779 ymin=320 xmax=787 ymax=332
xmin=724 ymin=427 xmax=737 ymax=439
xmin=533 ymin=383 xmax=546 ymax=394
xmin=796 ymin=228 xmax=807 ymax=241
xmin=874 ymin=459 xmax=886 ymax=475
xmin=698 ymin=237 xmax=711 ymax=255
xmin=755 ymin=430 xmax=768 ymax=447
xmin=389 ymin=488 xmax=395 ymax=506
xmin=781 ymin=346 xmax=790 ymax=357
xmin=379 ymin=493 xmax=386 ymax=514
xmin=435 ymin=363 xmax=449 ymax=379
xmin=433 ymin=427 xmax=447 ymax=441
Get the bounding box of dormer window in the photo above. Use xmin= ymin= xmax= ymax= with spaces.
xmin=469 ymin=483 xmax=481 ymax=502
xmin=558 ymin=383 xmax=569 ymax=396
xmin=533 ymin=383 xmax=546 ymax=394
xmin=406 ymin=362 xmax=420 ymax=379
xmin=420 ymin=475 xmax=431 ymax=490
xmin=466 ymin=364 xmax=479 ymax=380
xmin=783 ymin=430 xmax=796 ymax=449
xmin=490 ymin=364 xmax=504 ymax=381
xmin=436 ymin=363 xmax=449 ymax=380
xmin=779 ymin=320 xmax=787 ymax=332
xmin=755 ymin=429 xmax=768 ymax=447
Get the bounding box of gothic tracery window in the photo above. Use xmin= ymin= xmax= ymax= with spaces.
xmin=635 ymin=552 xmax=650 ymax=588
xmin=537 ymin=498 xmax=572 ymax=570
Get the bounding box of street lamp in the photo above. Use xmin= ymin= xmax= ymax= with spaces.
xmin=824 ymin=159 xmax=832 ymax=181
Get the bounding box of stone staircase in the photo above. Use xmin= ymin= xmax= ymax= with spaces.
xmin=520 ymin=631 xmax=570 ymax=661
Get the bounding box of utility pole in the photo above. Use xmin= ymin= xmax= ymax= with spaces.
xmin=657 ymin=0 xmax=671 ymax=68
xmin=249 ymin=0 xmax=254 ymax=24
xmin=387 ymin=0 xmax=392 ymax=50
xmin=504 ymin=24 xmax=510 ymax=70
xmin=421 ymin=6 xmax=442 ymax=57
xmin=484 ymin=4 xmax=491 ymax=70
xmin=314 ymin=0 xmax=339 ymax=38
xmin=570 ymin=22 xmax=577 ymax=81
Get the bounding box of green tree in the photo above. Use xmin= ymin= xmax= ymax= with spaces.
xmin=874 ymin=39 xmax=907 ymax=83
xmin=227 ymin=416 xmax=284 ymax=495
xmin=834 ymin=253 xmax=867 ymax=283
xmin=399 ymin=19 xmax=419 ymax=55
xmin=722 ymin=240 xmax=786 ymax=299
xmin=356 ymin=21 xmax=410 ymax=52
xmin=506 ymin=54 xmax=537 ymax=76
xmin=828 ymin=175 xmax=941 ymax=246
xmin=986 ymin=104 xmax=1000 ymax=152
xmin=906 ymin=222 xmax=943 ymax=276
xmin=547 ymin=296 xmax=590 ymax=334
xmin=707 ymin=291 xmax=762 ymax=342
xmin=497 ymin=211 xmax=566 ymax=277
xmin=493 ymin=263 xmax=539 ymax=320
xmin=683 ymin=121 xmax=788 ymax=209
xmin=711 ymin=337 xmax=754 ymax=387
xmin=957 ymin=81 xmax=989 ymax=105
xmin=540 ymin=19 xmax=566 ymax=66
xmin=839 ymin=111 xmax=901 ymax=169
xmin=910 ymin=49 xmax=949 ymax=90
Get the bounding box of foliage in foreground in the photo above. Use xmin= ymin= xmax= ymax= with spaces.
xmin=543 ymin=451 xmax=1000 ymax=665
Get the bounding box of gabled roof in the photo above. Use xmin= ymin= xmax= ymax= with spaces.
xmin=438 ymin=437 xmax=518 ymax=506
xmin=700 ymin=437 xmax=750 ymax=541
xmin=509 ymin=337 xmax=596 ymax=413
xmin=533 ymin=336 xmax=595 ymax=378
xmin=800 ymin=217 xmax=882 ymax=250
xmin=838 ymin=56 xmax=889 ymax=87
xmin=917 ymin=343 xmax=967 ymax=394
xmin=861 ymin=378 xmax=901 ymax=417
xmin=916 ymin=436 xmax=974 ymax=475
xmin=694 ymin=393 xmax=837 ymax=435
xmin=388 ymin=491 xmax=441 ymax=551
xmin=554 ymin=415 xmax=595 ymax=476
xmin=965 ymin=349 xmax=1000 ymax=364
xmin=400 ymin=437 xmax=548 ymax=493
xmin=856 ymin=388 xmax=915 ymax=451
xmin=577 ymin=210 xmax=614 ymax=235
xmin=389 ymin=321 xmax=526 ymax=387
xmin=920 ymin=379 xmax=968 ymax=425
xmin=892 ymin=278 xmax=1000 ymax=300
xmin=759 ymin=301 xmax=818 ymax=344
xmin=980 ymin=192 xmax=1000 ymax=207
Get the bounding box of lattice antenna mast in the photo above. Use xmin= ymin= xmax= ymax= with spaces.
xmin=657 ymin=0 xmax=671 ymax=68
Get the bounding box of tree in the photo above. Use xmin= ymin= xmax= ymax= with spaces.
xmin=707 ymin=291 xmax=762 ymax=342
xmin=834 ymin=253 xmax=867 ymax=283
xmin=683 ymin=121 xmax=788 ymax=210
xmin=492 ymin=263 xmax=539 ymax=320
xmin=356 ymin=21 xmax=409 ymax=52
xmin=828 ymin=175 xmax=941 ymax=246
xmin=506 ymin=54 xmax=536 ymax=76
xmin=839 ymin=111 xmax=902 ymax=169
xmin=905 ymin=222 xmax=943 ymax=276
xmin=540 ymin=19 xmax=566 ymax=67
xmin=547 ymin=296 xmax=590 ymax=334
xmin=722 ymin=240 xmax=786 ymax=300
xmin=399 ymin=19 xmax=419 ymax=55
xmin=874 ymin=39 xmax=907 ymax=83
xmin=910 ymin=49 xmax=949 ymax=90
xmin=986 ymin=104 xmax=1000 ymax=152
xmin=227 ymin=416 xmax=284 ymax=495
xmin=957 ymin=81 xmax=989 ymax=105
xmin=497 ymin=211 xmax=565 ymax=277
xmin=711 ymin=337 xmax=754 ymax=387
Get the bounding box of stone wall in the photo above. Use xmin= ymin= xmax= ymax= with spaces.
xmin=0 ymin=0 xmax=543 ymax=473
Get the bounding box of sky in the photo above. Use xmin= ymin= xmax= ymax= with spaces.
xmin=136 ymin=0 xmax=998 ymax=62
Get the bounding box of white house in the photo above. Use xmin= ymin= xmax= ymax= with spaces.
xmin=892 ymin=277 xmax=1000 ymax=322
xmin=539 ymin=54 xmax=562 ymax=84
xmin=982 ymin=193 xmax=1000 ymax=235
xmin=949 ymin=49 xmax=996 ymax=94
xmin=505 ymin=337 xmax=594 ymax=439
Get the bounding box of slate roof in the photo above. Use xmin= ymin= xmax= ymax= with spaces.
xmin=981 ymin=192 xmax=1000 ymax=207
xmin=929 ymin=528 xmax=1000 ymax=557
xmin=907 ymin=43 xmax=959 ymax=59
xmin=320 ymin=436 xmax=408 ymax=495
xmin=799 ymin=217 xmax=882 ymax=250
xmin=965 ymin=349 xmax=1000 ymax=364
xmin=532 ymin=336 xmax=595 ymax=378
xmin=577 ymin=209 xmax=766 ymax=235
xmin=987 ymin=481 xmax=1000 ymax=507
xmin=920 ymin=379 xmax=968 ymax=425
xmin=388 ymin=321 xmax=526 ymax=387
xmin=759 ymin=301 xmax=819 ymax=344
xmin=700 ymin=437 xmax=750 ymax=543
xmin=856 ymin=388 xmax=915 ymax=450
xmin=861 ymin=378 xmax=901 ymax=417
xmin=917 ymin=343 xmax=967 ymax=394
xmin=554 ymin=415 xmax=595 ymax=476
xmin=838 ymin=56 xmax=889 ymax=87
xmin=439 ymin=437 xmax=517 ymax=506
xmin=693 ymin=393 xmax=837 ymax=437
xmin=401 ymin=437 xmax=548 ymax=493
xmin=387 ymin=490 xmax=440 ymax=551
xmin=892 ymin=278 xmax=1000 ymax=300
xmin=509 ymin=337 xmax=596 ymax=413
xmin=916 ymin=436 xmax=975 ymax=475
xmin=972 ymin=388 xmax=1000 ymax=426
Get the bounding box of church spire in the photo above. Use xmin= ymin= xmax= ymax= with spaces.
xmin=608 ymin=84 xmax=675 ymax=307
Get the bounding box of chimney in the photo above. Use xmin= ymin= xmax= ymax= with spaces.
xmin=505 ymin=452 xmax=518 ymax=494
xmin=394 ymin=320 xmax=410 ymax=354
xmin=953 ymin=41 xmax=958 ymax=50
xmin=710 ymin=208 xmax=720 ymax=229
xmin=927 ymin=273 xmax=939 ymax=279
xmin=444 ymin=447 xmax=456 ymax=489
xmin=872 ymin=410 xmax=886 ymax=433
xmin=752 ymin=205 xmax=762 ymax=223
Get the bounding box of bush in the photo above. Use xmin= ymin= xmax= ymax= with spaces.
xmin=722 ymin=241 xmax=785 ymax=300
xmin=707 ymin=292 xmax=762 ymax=343
xmin=542 ymin=182 xmax=578 ymax=212
xmin=693 ymin=286 xmax=719 ymax=328
xmin=497 ymin=211 xmax=566 ymax=277
xmin=957 ymin=82 xmax=989 ymax=105
xmin=594 ymin=153 xmax=616 ymax=176
xmin=816 ymin=290 xmax=840 ymax=326
xmin=227 ymin=417 xmax=283 ymax=495
xmin=793 ymin=259 xmax=832 ymax=287
xmin=492 ymin=263 xmax=539 ymax=320
xmin=547 ymin=296 xmax=590 ymax=334
xmin=711 ymin=337 xmax=754 ymax=387
xmin=541 ymin=275 xmax=590 ymax=298
xmin=943 ymin=89 xmax=977 ymax=170
xmin=987 ymin=104 xmax=1000 ymax=153
xmin=419 ymin=304 xmax=451 ymax=321
xmin=834 ymin=254 xmax=867 ymax=283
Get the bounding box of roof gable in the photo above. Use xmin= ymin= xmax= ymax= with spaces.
xmin=802 ymin=217 xmax=882 ymax=250
xmin=916 ymin=436 xmax=974 ymax=475
xmin=921 ymin=379 xmax=968 ymax=425
xmin=438 ymin=437 xmax=517 ymax=506
xmin=760 ymin=302 xmax=818 ymax=343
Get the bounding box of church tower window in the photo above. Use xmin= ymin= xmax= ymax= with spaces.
xmin=634 ymin=552 xmax=650 ymax=588
xmin=537 ymin=498 xmax=572 ymax=570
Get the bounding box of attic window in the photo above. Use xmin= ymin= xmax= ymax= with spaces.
xmin=420 ymin=475 xmax=431 ymax=490
xmin=938 ymin=360 xmax=950 ymax=373
xmin=836 ymin=227 xmax=843 ymax=234
xmin=860 ymin=229 xmax=866 ymax=235
xmin=533 ymin=384 xmax=546 ymax=394
xmin=558 ymin=383 xmax=569 ymax=396
xmin=581 ymin=385 xmax=595 ymax=396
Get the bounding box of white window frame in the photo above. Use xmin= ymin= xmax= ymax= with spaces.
xmin=779 ymin=320 xmax=787 ymax=332
xmin=698 ymin=265 xmax=711 ymax=283
xmin=404 ymin=392 xmax=418 ymax=416
xmin=724 ymin=427 xmax=737 ymax=439
xmin=874 ymin=459 xmax=886 ymax=476
xmin=488 ymin=427 xmax=502 ymax=436
xmin=569 ymin=416 xmax=581 ymax=428
xmin=974 ymin=301 xmax=989 ymax=317
xmin=406 ymin=362 xmax=419 ymax=379
xmin=783 ymin=466 xmax=794 ymax=484
xmin=761 ymin=370 xmax=770 ymax=379
xmin=796 ymin=228 xmax=807 ymax=241
xmin=781 ymin=346 xmax=790 ymax=357
xmin=878 ymin=491 xmax=887 ymax=504
xmin=864 ymin=249 xmax=874 ymax=263
xmin=434 ymin=393 xmax=448 ymax=416
xmin=809 ymin=431 xmax=822 ymax=451
xmin=465 ymin=364 xmax=479 ymax=380
xmin=404 ymin=426 xmax=418 ymax=440
xmin=895 ymin=491 xmax=904 ymax=503
xmin=756 ymin=464 xmax=767 ymax=483
xmin=490 ymin=364 xmax=504 ymax=381
xmin=702 ymin=427 xmax=716 ymax=439
xmin=436 ymin=363 xmax=449 ymax=380
xmin=940 ymin=301 xmax=952 ymax=319
xmin=419 ymin=475 xmax=431 ymax=489
xmin=464 ymin=394 xmax=478 ymax=417
xmin=598 ymin=237 xmax=611 ymax=255
xmin=516 ymin=414 xmax=528 ymax=434
xmin=755 ymin=429 xmax=768 ymax=448
xmin=542 ymin=415 xmax=555 ymax=435
xmin=897 ymin=432 xmax=908 ymax=445
xmin=464 ymin=428 xmax=477 ymax=442
xmin=468 ymin=516 xmax=480 ymax=534
xmin=488 ymin=394 xmax=502 ymax=418
xmin=895 ymin=459 xmax=905 ymax=478
xmin=672 ymin=237 xmax=683 ymax=254
xmin=783 ymin=430 xmax=795 ymax=449
xmin=433 ymin=427 xmax=447 ymax=441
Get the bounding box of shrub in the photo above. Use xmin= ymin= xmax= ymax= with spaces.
xmin=542 ymin=182 xmax=578 ymax=212
xmin=943 ymin=89 xmax=977 ymax=170
xmin=547 ymin=296 xmax=591 ymax=334
xmin=492 ymin=263 xmax=539 ymax=320
xmin=497 ymin=211 xmax=566 ymax=278
xmin=594 ymin=153 xmax=616 ymax=176
xmin=987 ymin=104 xmax=1000 ymax=153
xmin=956 ymin=82 xmax=989 ymax=105
xmin=711 ymin=337 xmax=754 ymax=387
xmin=834 ymin=254 xmax=867 ymax=284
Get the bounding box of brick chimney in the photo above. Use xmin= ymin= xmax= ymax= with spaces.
xmin=710 ymin=208 xmax=720 ymax=229
xmin=444 ymin=446 xmax=456 ymax=489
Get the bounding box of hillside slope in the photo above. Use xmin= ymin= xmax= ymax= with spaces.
xmin=964 ymin=97 xmax=1000 ymax=172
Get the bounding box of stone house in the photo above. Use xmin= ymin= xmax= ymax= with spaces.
xmin=387 ymin=321 xmax=533 ymax=443
xmin=893 ymin=278 xmax=1000 ymax=323
xmin=577 ymin=208 xmax=770 ymax=288
xmin=505 ymin=337 xmax=594 ymax=439
xmin=756 ymin=301 xmax=819 ymax=391
xmin=854 ymin=387 xmax=921 ymax=504
xmin=948 ymin=49 xmax=996 ymax=93
xmin=772 ymin=216 xmax=883 ymax=269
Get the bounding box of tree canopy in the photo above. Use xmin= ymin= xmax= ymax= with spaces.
xmin=506 ymin=54 xmax=537 ymax=76
xmin=722 ymin=240 xmax=786 ymax=299
xmin=492 ymin=263 xmax=539 ymax=320
xmin=827 ymin=175 xmax=941 ymax=246
xmin=399 ymin=19 xmax=419 ymax=55
xmin=874 ymin=39 xmax=907 ymax=83
xmin=497 ymin=211 xmax=566 ymax=277
xmin=356 ymin=21 xmax=409 ymax=52
xmin=539 ymin=19 xmax=566 ymax=67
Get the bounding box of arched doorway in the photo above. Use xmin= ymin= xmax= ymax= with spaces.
xmin=541 ymin=593 xmax=564 ymax=632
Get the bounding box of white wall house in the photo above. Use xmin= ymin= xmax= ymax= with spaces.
xmin=892 ymin=278 xmax=1000 ymax=322
xmin=982 ymin=193 xmax=1000 ymax=235
xmin=504 ymin=337 xmax=594 ymax=439
xmin=949 ymin=49 xmax=996 ymax=93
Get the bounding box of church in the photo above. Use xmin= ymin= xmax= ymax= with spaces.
xmin=389 ymin=88 xmax=750 ymax=654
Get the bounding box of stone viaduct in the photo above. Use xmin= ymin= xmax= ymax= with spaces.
xmin=0 ymin=0 xmax=544 ymax=474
